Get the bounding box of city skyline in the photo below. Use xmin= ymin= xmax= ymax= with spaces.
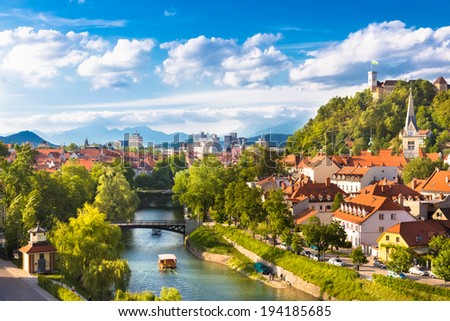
xmin=0 ymin=1 xmax=450 ymax=136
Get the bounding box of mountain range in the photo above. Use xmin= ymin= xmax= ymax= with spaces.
xmin=1 ymin=125 xmax=292 ymax=148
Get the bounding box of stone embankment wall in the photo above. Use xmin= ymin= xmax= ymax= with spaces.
xmin=185 ymin=238 xmax=231 ymax=265
xmin=224 ymin=237 xmax=334 ymax=301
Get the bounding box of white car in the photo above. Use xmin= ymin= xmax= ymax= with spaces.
xmin=408 ymin=266 xmax=429 ymax=276
xmin=328 ymin=257 xmax=346 ymax=267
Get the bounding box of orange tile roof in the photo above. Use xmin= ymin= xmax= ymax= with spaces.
xmin=294 ymin=208 xmax=319 ymax=225
xmin=359 ymin=180 xmax=423 ymax=199
xmin=19 ymin=242 xmax=57 ymax=254
xmin=333 ymin=194 xmax=407 ymax=224
xmin=425 ymin=152 xmax=441 ymax=162
xmin=335 ymin=166 xmax=371 ymax=176
xmin=407 ymin=179 xmax=428 ymax=193
xmin=382 ymin=220 xmax=450 ymax=246
xmin=420 ymin=170 xmax=450 ymax=193
xmin=340 ymin=149 xmax=408 ymax=168
xmin=284 ymin=178 xmax=345 ymax=202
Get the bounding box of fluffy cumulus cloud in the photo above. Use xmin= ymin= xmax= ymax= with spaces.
xmin=0 ymin=26 xmax=154 ymax=88
xmin=157 ymin=33 xmax=290 ymax=88
xmin=77 ymin=39 xmax=155 ymax=89
xmin=289 ymin=21 xmax=450 ymax=86
xmin=0 ymin=27 xmax=88 ymax=87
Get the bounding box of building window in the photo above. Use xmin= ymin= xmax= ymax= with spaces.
xmin=407 ymin=141 xmax=415 ymax=150
xmin=379 ymin=213 xmax=384 ymax=220
xmin=378 ymin=226 xmax=384 ymax=233
xmin=396 ymin=237 xmax=400 ymax=243
xmin=391 ymin=213 xmax=396 ymax=220
xmin=386 ymin=235 xmax=390 ymax=241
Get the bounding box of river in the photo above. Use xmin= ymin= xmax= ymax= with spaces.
xmin=122 ymin=195 xmax=316 ymax=301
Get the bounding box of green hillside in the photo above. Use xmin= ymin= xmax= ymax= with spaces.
xmin=287 ymin=79 xmax=450 ymax=156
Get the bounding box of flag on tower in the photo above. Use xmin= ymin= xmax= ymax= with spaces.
xmin=371 ymin=60 xmax=379 ymax=65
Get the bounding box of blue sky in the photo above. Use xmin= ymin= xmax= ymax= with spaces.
xmin=0 ymin=0 xmax=449 ymax=138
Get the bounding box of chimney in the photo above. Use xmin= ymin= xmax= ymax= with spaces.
xmin=381 ymin=185 xmax=384 ymax=193
xmin=446 ymin=176 xmax=449 ymax=184
xmin=411 ymin=179 xmax=417 ymax=189
xmin=325 ymin=177 xmax=331 ymax=187
xmin=281 ymin=181 xmax=286 ymax=189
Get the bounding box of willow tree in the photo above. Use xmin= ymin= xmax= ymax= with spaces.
xmin=51 ymin=204 xmax=129 ymax=299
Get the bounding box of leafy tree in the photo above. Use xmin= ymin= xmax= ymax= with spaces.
xmin=291 ymin=232 xmax=304 ymax=254
xmin=263 ymin=189 xmax=293 ymax=246
xmin=0 ymin=144 xmax=36 ymax=205
xmin=432 ymin=250 xmax=450 ymax=283
xmin=51 ymin=204 xmax=124 ymax=282
xmin=114 ymin=289 xmax=156 ymax=301
xmin=384 ymin=245 xmax=414 ymax=273
xmin=55 ymin=163 xmax=96 ymax=213
xmin=93 ymin=166 xmax=140 ymax=221
xmin=401 ymin=158 xmax=447 ymax=184
xmin=157 ymin=287 xmax=182 ymax=301
xmin=172 ymin=157 xmax=224 ymax=222
xmin=331 ymin=192 xmax=344 ymax=212
xmin=83 ymin=259 xmax=131 ymax=300
xmin=301 ymin=217 xmax=345 ymax=259
xmin=429 ymin=235 xmax=450 ymax=256
xmin=350 ymin=247 xmax=368 ymax=269
xmin=0 ymin=141 xmax=9 ymax=157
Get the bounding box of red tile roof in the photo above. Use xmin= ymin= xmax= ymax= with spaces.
xmin=19 ymin=242 xmax=57 ymax=254
xmin=333 ymin=194 xmax=408 ymax=224
xmin=294 ymin=208 xmax=319 ymax=225
xmin=420 ymin=170 xmax=450 ymax=194
xmin=381 ymin=220 xmax=450 ymax=247
xmin=359 ymin=179 xmax=424 ymax=200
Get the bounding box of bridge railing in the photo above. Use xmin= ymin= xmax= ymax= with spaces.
xmin=112 ymin=220 xmax=186 ymax=225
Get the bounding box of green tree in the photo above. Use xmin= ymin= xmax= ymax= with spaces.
xmin=301 ymin=217 xmax=345 ymax=260
xmin=331 ymin=192 xmax=344 ymax=212
xmin=0 ymin=141 xmax=9 ymax=157
xmin=93 ymin=166 xmax=140 ymax=221
xmin=157 ymin=287 xmax=182 ymax=301
xmin=384 ymin=245 xmax=414 ymax=273
xmin=114 ymin=289 xmax=156 ymax=301
xmin=291 ymin=232 xmax=304 ymax=254
xmin=432 ymin=250 xmax=450 ymax=283
xmin=350 ymin=247 xmax=368 ymax=270
xmin=83 ymin=259 xmax=131 ymax=300
xmin=401 ymin=158 xmax=444 ymax=184
xmin=51 ymin=204 xmax=124 ymax=281
xmin=263 ymin=189 xmax=293 ymax=246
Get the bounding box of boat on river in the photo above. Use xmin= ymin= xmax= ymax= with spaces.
xmin=152 ymin=229 xmax=162 ymax=235
xmin=158 ymin=254 xmax=177 ymax=269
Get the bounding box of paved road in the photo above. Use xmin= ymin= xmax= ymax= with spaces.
xmin=0 ymin=259 xmax=56 ymax=301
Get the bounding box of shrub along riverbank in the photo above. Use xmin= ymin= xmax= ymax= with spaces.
xmin=191 ymin=225 xmax=450 ymax=301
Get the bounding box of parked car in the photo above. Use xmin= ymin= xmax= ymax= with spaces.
xmin=429 ymin=270 xmax=440 ymax=279
xmin=300 ymin=250 xmax=312 ymax=257
xmin=328 ymin=257 xmax=346 ymax=267
xmin=310 ymin=253 xmax=323 ymax=261
xmin=408 ymin=266 xmax=429 ymax=276
xmin=254 ymin=262 xmax=271 ymax=275
xmin=387 ymin=270 xmax=407 ymax=279
xmin=373 ymin=260 xmax=387 ymax=269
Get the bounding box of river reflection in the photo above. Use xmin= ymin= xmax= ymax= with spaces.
xmin=122 ymin=195 xmax=316 ymax=301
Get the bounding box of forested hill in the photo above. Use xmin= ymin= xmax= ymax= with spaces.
xmin=288 ymin=79 xmax=450 ymax=156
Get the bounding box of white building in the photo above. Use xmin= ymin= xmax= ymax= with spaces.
xmin=332 ymin=193 xmax=417 ymax=255
xmin=331 ymin=166 xmax=399 ymax=194
xmin=301 ymin=154 xmax=341 ymax=184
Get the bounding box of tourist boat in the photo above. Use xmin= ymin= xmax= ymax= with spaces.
xmin=152 ymin=229 xmax=162 ymax=236
xmin=158 ymin=254 xmax=177 ymax=269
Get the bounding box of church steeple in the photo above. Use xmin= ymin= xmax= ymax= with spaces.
xmin=405 ymin=87 xmax=418 ymax=132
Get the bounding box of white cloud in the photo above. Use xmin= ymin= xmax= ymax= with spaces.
xmin=158 ymin=33 xmax=289 ymax=88
xmin=164 ymin=9 xmax=177 ymax=17
xmin=0 ymin=27 xmax=89 ymax=87
xmin=289 ymin=20 xmax=450 ymax=86
xmin=77 ymin=39 xmax=155 ymax=89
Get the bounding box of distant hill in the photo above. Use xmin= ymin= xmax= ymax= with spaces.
xmin=39 ymin=125 xmax=189 ymax=146
xmin=0 ymin=130 xmax=54 ymax=146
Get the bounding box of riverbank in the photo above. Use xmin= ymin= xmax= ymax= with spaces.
xmin=186 ymin=226 xmax=321 ymax=299
xmin=185 ymin=228 xmax=291 ymax=289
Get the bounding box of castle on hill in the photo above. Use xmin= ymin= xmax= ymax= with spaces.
xmin=368 ymin=70 xmax=449 ymax=100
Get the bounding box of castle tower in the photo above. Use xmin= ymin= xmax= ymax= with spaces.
xmin=368 ymin=71 xmax=378 ymax=91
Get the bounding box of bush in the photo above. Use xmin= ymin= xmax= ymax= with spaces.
xmin=37 ymin=275 xmax=83 ymax=301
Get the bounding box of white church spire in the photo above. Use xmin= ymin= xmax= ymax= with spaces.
xmin=404 ymin=87 xmax=418 ymax=132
